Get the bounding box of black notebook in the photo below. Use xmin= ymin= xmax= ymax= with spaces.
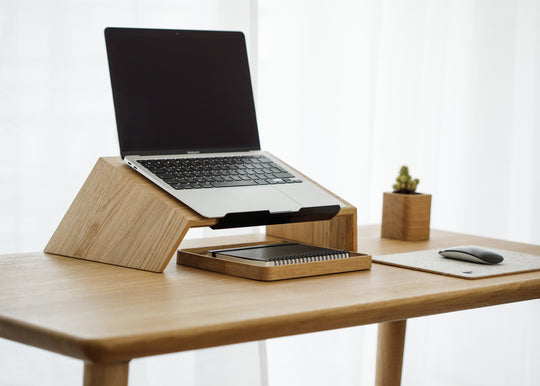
xmin=207 ymin=243 xmax=350 ymax=267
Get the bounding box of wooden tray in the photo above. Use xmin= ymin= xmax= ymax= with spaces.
xmin=177 ymin=241 xmax=371 ymax=281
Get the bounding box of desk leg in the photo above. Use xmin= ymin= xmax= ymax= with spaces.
xmin=83 ymin=361 xmax=130 ymax=386
xmin=375 ymin=320 xmax=407 ymax=386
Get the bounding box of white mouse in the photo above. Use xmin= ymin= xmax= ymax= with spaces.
xmin=438 ymin=246 xmax=504 ymax=264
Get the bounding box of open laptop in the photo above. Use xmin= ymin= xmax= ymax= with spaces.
xmin=105 ymin=27 xmax=343 ymax=228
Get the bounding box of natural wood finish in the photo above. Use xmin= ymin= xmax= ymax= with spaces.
xmin=84 ymin=361 xmax=129 ymax=386
xmin=45 ymin=157 xmax=217 ymax=272
xmin=177 ymin=241 xmax=371 ymax=281
xmin=1 ymin=226 xmax=539 ymax=384
xmin=267 ymin=206 xmax=357 ymax=251
xmin=376 ymin=320 xmax=407 ymax=386
xmin=381 ymin=192 xmax=431 ymax=241
xmin=45 ymin=156 xmax=356 ymax=273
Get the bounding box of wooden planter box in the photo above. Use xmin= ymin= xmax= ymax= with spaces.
xmin=381 ymin=192 xmax=431 ymax=241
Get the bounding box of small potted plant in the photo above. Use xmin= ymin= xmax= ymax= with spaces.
xmin=381 ymin=166 xmax=431 ymax=241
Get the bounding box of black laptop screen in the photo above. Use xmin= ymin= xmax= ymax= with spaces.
xmin=105 ymin=28 xmax=261 ymax=157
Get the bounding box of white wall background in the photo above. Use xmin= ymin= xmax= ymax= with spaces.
xmin=1 ymin=0 xmax=539 ymax=385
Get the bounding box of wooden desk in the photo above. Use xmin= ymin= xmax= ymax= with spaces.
xmin=1 ymin=225 xmax=539 ymax=386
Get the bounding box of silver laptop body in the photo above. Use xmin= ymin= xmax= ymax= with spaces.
xmin=105 ymin=27 xmax=342 ymax=227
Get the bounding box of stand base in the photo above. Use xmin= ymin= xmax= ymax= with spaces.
xmin=45 ymin=157 xmax=358 ymax=273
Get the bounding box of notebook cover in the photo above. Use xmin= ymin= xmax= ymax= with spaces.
xmin=208 ymin=243 xmax=348 ymax=262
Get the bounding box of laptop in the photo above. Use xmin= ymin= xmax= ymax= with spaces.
xmin=104 ymin=27 xmax=343 ymax=228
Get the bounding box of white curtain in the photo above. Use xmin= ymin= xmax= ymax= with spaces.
xmin=1 ymin=1 xmax=539 ymax=385
xmin=0 ymin=1 xmax=263 ymax=385
xmin=258 ymin=1 xmax=540 ymax=386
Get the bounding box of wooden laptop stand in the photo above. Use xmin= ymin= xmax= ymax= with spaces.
xmin=45 ymin=157 xmax=359 ymax=273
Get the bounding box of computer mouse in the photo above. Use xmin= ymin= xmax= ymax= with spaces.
xmin=438 ymin=246 xmax=504 ymax=264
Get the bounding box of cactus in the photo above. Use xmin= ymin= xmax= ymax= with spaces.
xmin=392 ymin=165 xmax=420 ymax=194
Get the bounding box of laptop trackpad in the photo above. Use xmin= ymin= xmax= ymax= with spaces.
xmin=178 ymin=186 xmax=302 ymax=218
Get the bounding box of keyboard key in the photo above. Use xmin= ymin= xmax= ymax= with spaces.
xmin=156 ymin=173 xmax=176 ymax=179
xmin=273 ymin=172 xmax=295 ymax=178
xmin=137 ymin=155 xmax=295 ymax=190
xmin=212 ymin=180 xmax=258 ymax=188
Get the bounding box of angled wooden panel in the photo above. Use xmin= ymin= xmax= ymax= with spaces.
xmin=45 ymin=157 xmax=217 ymax=272
xmin=266 ymin=206 xmax=357 ymax=251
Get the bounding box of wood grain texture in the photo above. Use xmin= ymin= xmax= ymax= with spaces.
xmin=177 ymin=241 xmax=371 ymax=281
xmin=45 ymin=157 xmax=217 ymax=272
xmin=45 ymin=156 xmax=355 ymax=273
xmin=376 ymin=320 xmax=407 ymax=386
xmin=381 ymin=192 xmax=431 ymax=241
xmin=2 ymin=226 xmax=539 ymax=365
xmin=83 ymin=361 xmax=129 ymax=386
xmin=267 ymin=206 xmax=357 ymax=251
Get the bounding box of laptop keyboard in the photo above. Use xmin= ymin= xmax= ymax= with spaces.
xmin=137 ymin=155 xmax=303 ymax=190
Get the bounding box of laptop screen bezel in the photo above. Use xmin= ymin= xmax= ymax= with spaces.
xmin=105 ymin=27 xmax=261 ymax=158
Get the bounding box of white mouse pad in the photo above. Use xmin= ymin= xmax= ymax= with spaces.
xmin=374 ymin=247 xmax=540 ymax=279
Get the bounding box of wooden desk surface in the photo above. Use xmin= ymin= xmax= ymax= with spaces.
xmin=1 ymin=225 xmax=539 ymax=365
